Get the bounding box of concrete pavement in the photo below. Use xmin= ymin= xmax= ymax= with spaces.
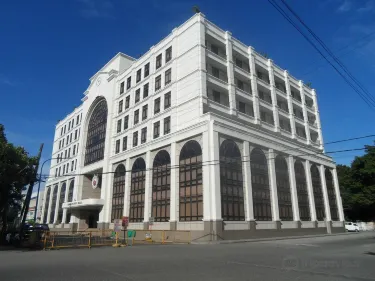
xmin=1 ymin=232 xmax=375 ymax=280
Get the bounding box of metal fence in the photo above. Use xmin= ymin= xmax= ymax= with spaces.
xmin=42 ymin=229 xmax=191 ymax=249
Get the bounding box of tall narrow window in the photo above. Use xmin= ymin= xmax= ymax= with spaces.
xmin=154 ymin=121 xmax=160 ymax=139
xmin=325 ymin=168 xmax=339 ymax=221
xmin=275 ymin=155 xmax=293 ymax=221
xmin=133 ymin=131 xmax=138 ymax=147
xmin=120 ymin=82 xmax=125 ymax=94
xmin=117 ymin=119 xmax=122 ymax=133
xmin=165 ymin=46 xmax=172 ymax=63
xmin=124 ymin=115 xmax=129 ymax=130
xmin=75 ymin=129 xmax=78 ymax=140
xmin=115 ymin=139 xmax=120 ymax=154
xmin=134 ymin=109 xmax=139 ymax=125
xmin=154 ymin=98 xmax=160 ymax=114
xmin=179 ymin=141 xmax=203 ymax=221
xmin=212 ymin=66 xmax=219 ymax=78
xmin=125 ymin=96 xmax=130 ymax=109
xmin=164 ymin=92 xmax=171 ymax=109
xmin=211 ymin=44 xmax=219 ymax=55
xmin=136 ymin=69 xmax=141 ymax=83
xmin=129 ymin=158 xmax=146 ymax=222
xmin=111 ymin=165 xmax=125 ymax=221
xmin=50 ymin=185 xmax=58 ymax=223
xmin=142 ymin=104 xmax=148 ymax=121
xmin=141 ymin=127 xmax=147 ymax=144
xmin=164 ymin=117 xmax=170 ymax=135
xmin=122 ymin=136 xmax=127 ymax=151
xmin=311 ymin=164 xmax=325 ymax=221
xmin=76 ymin=115 xmax=79 ymax=125
xmin=165 ymin=68 xmax=171 ymax=85
xmin=152 ymin=150 xmax=171 ymax=222
xmin=118 ymin=100 xmax=123 ymax=114
xmin=144 ymin=63 xmax=150 ymax=77
xmin=156 ymin=54 xmax=162 ymax=69
xmin=213 ymin=91 xmax=221 ymax=103
xmin=126 ymin=76 xmax=131 ymax=90
xmin=143 ymin=83 xmax=149 ymax=98
xmin=294 ymin=160 xmax=310 ymax=221
xmin=135 ymin=89 xmax=140 ymax=103
xmin=251 ymin=148 xmax=272 ymax=221
xmin=220 ymin=140 xmax=244 ymax=221
xmin=155 ymin=75 xmax=161 ymax=91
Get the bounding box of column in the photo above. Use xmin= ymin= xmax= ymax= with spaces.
xmin=243 ymin=142 xmax=254 ymax=221
xmin=288 ymin=155 xmax=300 ymax=222
xmin=319 ymin=165 xmax=331 ymax=221
xmin=299 ymin=80 xmax=311 ymax=145
xmin=46 ymin=186 xmax=53 ymax=224
xmin=248 ymin=47 xmax=260 ymax=124
xmin=169 ymin=142 xmax=178 ymax=229
xmin=202 ymin=130 xmax=212 ymax=221
xmin=209 ymin=121 xmax=221 ymax=221
xmin=143 ymin=150 xmax=152 ymax=229
xmin=225 ymin=31 xmax=236 ymax=115
xmin=332 ymin=168 xmax=345 ymax=221
xmin=61 ymin=182 xmax=69 ymax=224
xmin=53 ymin=183 xmax=62 ymax=224
xmin=198 ymin=14 xmax=207 ymax=116
xmin=284 ymin=71 xmax=296 ymax=138
xmin=268 ymin=149 xmax=280 ymax=222
xmin=123 ymin=159 xmax=132 ymax=217
xmin=268 ymin=60 xmax=280 ymax=133
xmin=312 ymin=89 xmax=324 ymax=151
xmin=304 ymin=160 xmax=317 ymax=222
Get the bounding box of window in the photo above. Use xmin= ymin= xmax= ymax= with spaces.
xmin=133 ymin=131 xmax=138 ymax=147
xmin=122 ymin=136 xmax=127 ymax=151
xmin=211 ymin=44 xmax=219 ymax=55
xmin=129 ymin=159 xmax=146 ymax=222
xmin=143 ymin=83 xmax=149 ymax=98
xmin=120 ymin=82 xmax=125 ymax=94
xmin=111 ymin=165 xmax=125 ymax=222
xmin=154 ymin=121 xmax=160 ymax=139
xmin=136 ymin=69 xmax=141 ymax=83
xmin=118 ymin=100 xmax=123 ymax=113
xmin=65 ymin=150 xmax=67 ymax=158
xmin=239 ymin=101 xmax=246 ymax=114
xmin=156 ymin=54 xmax=162 ymax=69
xmin=155 ymin=75 xmax=161 ymax=91
xmin=126 ymin=77 xmax=131 ymax=90
xmin=71 ymin=161 xmax=74 ymax=171
xmin=212 ymin=66 xmax=220 ymax=79
xmin=135 ymin=89 xmax=140 ymax=103
xmin=62 ymin=139 xmax=65 ymax=147
xmin=55 ymin=168 xmax=58 ymax=177
xmin=75 ymin=129 xmax=78 ymax=140
xmin=73 ymin=145 xmax=76 ymax=155
xmin=141 ymin=127 xmax=147 ymax=144
xmin=68 ymin=121 xmax=71 ymax=131
xmin=164 ymin=116 xmax=170 ymax=134
xmin=59 ymin=141 xmax=61 ymax=149
xmin=311 ymin=164 xmax=325 ymax=221
xmin=63 ymin=165 xmax=65 ymax=175
xmin=154 ymin=98 xmax=160 ymax=114
xmin=165 ymin=68 xmax=171 ymax=85
xmin=58 ymin=167 xmax=61 ymax=177
xmin=275 ymin=156 xmax=293 ymax=221
xmin=76 ymin=115 xmax=79 ymax=125
xmin=64 ymin=125 xmax=66 ymax=134
xmin=166 ymin=46 xmax=172 ymax=63
xmin=235 ymin=58 xmax=243 ymax=68
xmin=164 ymin=92 xmax=171 ymax=109
xmin=134 ymin=109 xmax=139 ymax=125
xmin=213 ymin=91 xmax=221 ymax=103
xmin=142 ymin=104 xmax=148 ymax=120
xmin=66 ymin=163 xmax=69 ymax=174
xmin=115 ymin=139 xmax=120 ymax=154
xmin=68 ymin=148 xmax=71 ymax=158
xmin=117 ymin=119 xmax=122 ymax=133
xmin=60 ymin=127 xmax=63 ymax=136
xmin=237 ymin=79 xmax=244 ymax=90
xmin=144 ymin=63 xmax=150 ymax=77
xmin=125 ymin=96 xmax=130 ymax=109
xmin=124 ymin=115 xmax=129 ymax=130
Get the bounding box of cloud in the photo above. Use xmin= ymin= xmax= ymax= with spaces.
xmin=337 ymin=0 xmax=351 ymax=12
xmin=77 ymin=0 xmax=115 ymax=19
xmin=357 ymin=1 xmax=375 ymax=12
xmin=0 ymin=74 xmax=15 ymax=86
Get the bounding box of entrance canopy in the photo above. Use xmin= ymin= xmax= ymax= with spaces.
xmin=62 ymin=199 xmax=104 ymax=210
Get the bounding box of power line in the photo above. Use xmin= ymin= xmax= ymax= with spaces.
xmin=267 ymin=0 xmax=375 ymax=109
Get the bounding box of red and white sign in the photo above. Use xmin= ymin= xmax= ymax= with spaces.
xmin=92 ymin=174 xmax=99 ymax=189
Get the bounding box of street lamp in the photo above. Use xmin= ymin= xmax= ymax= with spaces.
xmin=34 ymin=156 xmax=75 ymax=222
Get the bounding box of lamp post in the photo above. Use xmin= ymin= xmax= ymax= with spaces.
xmin=34 ymin=156 xmax=74 ymax=222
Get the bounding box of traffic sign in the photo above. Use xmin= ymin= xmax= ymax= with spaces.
xmin=114 ymin=219 xmax=122 ymax=232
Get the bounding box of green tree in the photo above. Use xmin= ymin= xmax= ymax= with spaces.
xmin=337 ymin=144 xmax=375 ymax=221
xmin=0 ymin=124 xmax=34 ymax=238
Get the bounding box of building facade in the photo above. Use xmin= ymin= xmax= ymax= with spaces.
xmin=41 ymin=13 xmax=345 ymax=240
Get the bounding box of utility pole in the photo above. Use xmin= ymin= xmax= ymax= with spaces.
xmin=19 ymin=143 xmax=43 ymax=237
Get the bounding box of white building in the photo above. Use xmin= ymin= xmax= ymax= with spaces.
xmin=26 ymin=191 xmax=44 ymax=222
xmin=41 ymin=13 xmax=345 ymax=241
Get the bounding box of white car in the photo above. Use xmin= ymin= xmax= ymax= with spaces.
xmin=345 ymin=222 xmax=360 ymax=232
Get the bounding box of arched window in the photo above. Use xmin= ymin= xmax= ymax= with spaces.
xmin=152 ymin=150 xmax=171 ymax=222
xmin=49 ymin=185 xmax=58 ymax=223
xmin=294 ymin=160 xmax=310 ymax=221
xmin=112 ymin=165 xmax=125 ymax=222
xmin=68 ymin=180 xmax=74 ymax=202
xmin=325 ymin=168 xmax=338 ymax=221
xmin=220 ymin=140 xmax=244 ymax=221
xmin=179 ymin=140 xmax=203 ymax=221
xmin=57 ymin=182 xmax=66 ymax=223
xmin=84 ymin=99 xmax=108 ymax=166
xmin=43 ymin=187 xmax=51 ymax=223
xmin=130 ymin=158 xmax=146 ymax=222
xmin=311 ymin=164 xmax=325 ymax=221
xmin=275 ymin=155 xmax=293 ymax=221
xmin=251 ymin=148 xmax=272 ymax=221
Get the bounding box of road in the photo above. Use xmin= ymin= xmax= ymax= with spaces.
xmin=1 ymin=232 xmax=375 ymax=281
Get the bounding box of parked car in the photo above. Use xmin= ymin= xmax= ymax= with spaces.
xmin=345 ymin=222 xmax=360 ymax=232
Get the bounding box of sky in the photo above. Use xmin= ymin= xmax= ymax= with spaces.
xmin=1 ymin=0 xmax=375 ymax=189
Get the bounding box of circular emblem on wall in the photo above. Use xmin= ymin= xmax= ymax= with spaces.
xmin=92 ymin=174 xmax=99 ymax=189
xmin=96 ymin=77 xmax=102 ymax=86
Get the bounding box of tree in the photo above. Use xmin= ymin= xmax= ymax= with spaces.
xmin=337 ymin=144 xmax=375 ymax=221
xmin=0 ymin=124 xmax=35 ymax=239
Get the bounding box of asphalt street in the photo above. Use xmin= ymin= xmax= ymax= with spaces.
xmin=1 ymin=232 xmax=375 ymax=281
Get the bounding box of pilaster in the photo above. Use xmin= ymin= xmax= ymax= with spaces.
xmin=332 ymin=168 xmax=345 ymax=221
xmin=123 ymin=159 xmax=132 ymax=217
xmin=53 ymin=183 xmax=62 ymax=224
xmin=299 ymin=81 xmax=311 ymax=145
xmin=268 ymin=60 xmax=280 ymax=133
xmin=209 ymin=121 xmax=221 ymax=220
xmin=248 ymin=47 xmax=260 ymax=124
xmin=143 ymin=150 xmax=152 ymax=223
xmin=169 ymin=142 xmax=178 ymax=222
xmin=225 ymin=31 xmax=237 ymax=116
xmin=268 ymin=149 xmax=280 ymax=221
xmin=312 ymin=89 xmax=324 ymax=151
xmin=288 ymin=155 xmax=300 ymax=221
xmin=305 ymin=160 xmax=317 ymax=221
xmin=243 ymin=142 xmax=254 ymax=220
xmin=284 ymin=71 xmax=296 ymax=138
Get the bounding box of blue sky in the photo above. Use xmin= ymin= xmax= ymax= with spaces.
xmin=1 ymin=0 xmax=375 ymax=183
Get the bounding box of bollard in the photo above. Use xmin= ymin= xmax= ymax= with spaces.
xmin=88 ymin=232 xmax=92 ymax=249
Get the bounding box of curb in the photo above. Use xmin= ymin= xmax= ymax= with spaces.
xmin=191 ymin=232 xmax=359 ymax=245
